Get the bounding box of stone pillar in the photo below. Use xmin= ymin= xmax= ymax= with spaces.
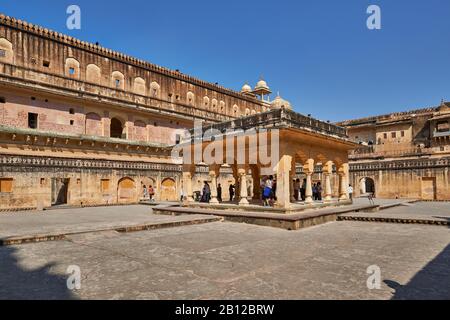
xmin=125 ymin=120 xmax=133 ymax=140
xmin=209 ymin=168 xmax=219 ymax=204
xmin=102 ymin=112 xmax=111 ymax=137
xmin=275 ymin=154 xmax=293 ymax=208
xmin=360 ymin=178 xmax=366 ymax=195
xmin=290 ymin=161 xmax=296 ymax=202
xmin=304 ymin=159 xmax=314 ymax=204
xmin=338 ymin=163 xmax=349 ymax=201
xmin=323 ymin=161 xmax=333 ymax=203
xmin=238 ymin=167 xmax=249 ymax=206
xmin=182 ymin=165 xmax=194 ymax=203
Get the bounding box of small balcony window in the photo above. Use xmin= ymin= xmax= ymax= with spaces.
xmin=437 ymin=121 xmax=449 ymax=133
xmin=0 ymin=49 xmax=6 ymax=57
xmin=28 ymin=113 xmax=38 ymax=129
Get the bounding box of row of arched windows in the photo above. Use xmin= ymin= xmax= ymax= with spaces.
xmin=0 ymin=37 xmax=263 ymax=117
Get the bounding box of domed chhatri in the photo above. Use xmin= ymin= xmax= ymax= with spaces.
xmin=241 ymin=83 xmax=252 ymax=93
xmin=255 ymin=79 xmax=270 ymax=91
xmin=253 ymin=78 xmax=272 ymax=102
xmin=271 ymin=94 xmax=292 ymax=110
xmin=437 ymin=99 xmax=450 ymax=113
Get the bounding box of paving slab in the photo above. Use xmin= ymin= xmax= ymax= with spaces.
xmin=1 ymin=218 xmax=449 ymax=299
xmin=0 ymin=205 xmax=221 ymax=245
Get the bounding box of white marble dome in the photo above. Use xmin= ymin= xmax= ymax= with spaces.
xmin=255 ymin=79 xmax=269 ymax=90
xmin=271 ymin=94 xmax=292 ymax=110
xmin=241 ymin=83 xmax=252 ymax=93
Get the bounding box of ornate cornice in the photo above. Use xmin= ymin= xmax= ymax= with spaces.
xmin=0 ymin=13 xmax=263 ymax=105
xmin=350 ymin=158 xmax=450 ymax=172
xmin=0 ymin=154 xmax=182 ymax=172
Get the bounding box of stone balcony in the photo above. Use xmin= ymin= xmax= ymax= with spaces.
xmin=349 ymin=146 xmax=434 ymax=160
xmin=187 ymin=108 xmax=348 ymax=140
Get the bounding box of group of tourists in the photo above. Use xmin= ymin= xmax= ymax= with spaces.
xmin=293 ymin=179 xmax=323 ymax=201
xmin=199 ymin=181 xmax=223 ymax=203
xmin=179 ymin=177 xmax=355 ymax=205
xmin=142 ymin=185 xmax=155 ymax=201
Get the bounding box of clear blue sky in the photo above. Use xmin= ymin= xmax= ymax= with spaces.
xmin=2 ymin=0 xmax=450 ymax=121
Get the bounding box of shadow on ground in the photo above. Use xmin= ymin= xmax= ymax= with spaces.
xmin=0 ymin=246 xmax=76 ymax=300
xmin=385 ymin=242 xmax=450 ymax=300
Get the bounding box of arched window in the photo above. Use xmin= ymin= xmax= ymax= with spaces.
xmin=187 ymin=91 xmax=195 ymax=105
xmin=150 ymin=81 xmax=160 ymax=98
xmin=133 ymin=77 xmax=146 ymax=95
xmin=65 ymin=58 xmax=80 ymax=79
xmin=86 ymin=64 xmax=101 ymax=83
xmin=110 ymin=118 xmax=124 ymax=139
xmin=233 ymin=104 xmax=239 ymax=117
xmin=111 ymin=71 xmax=125 ymax=90
xmin=211 ymin=99 xmax=218 ymax=112
xmin=219 ymin=101 xmax=225 ymax=113
xmin=203 ymin=96 xmax=210 ymax=109
xmin=0 ymin=38 xmax=13 ymax=64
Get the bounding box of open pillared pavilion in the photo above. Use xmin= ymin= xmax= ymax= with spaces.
xmin=175 ymin=108 xmax=358 ymax=212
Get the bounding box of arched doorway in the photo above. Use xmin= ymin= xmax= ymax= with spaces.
xmin=110 ymin=118 xmax=124 ymax=139
xmin=360 ymin=177 xmax=375 ymax=195
xmin=118 ymin=177 xmax=136 ymax=203
xmin=161 ymin=178 xmax=177 ymax=201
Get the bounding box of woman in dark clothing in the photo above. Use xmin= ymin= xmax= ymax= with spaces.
xmin=229 ymin=184 xmax=235 ymax=202
xmin=316 ymin=182 xmax=323 ymax=201
xmin=201 ymin=181 xmax=211 ymax=203
xmin=217 ymin=184 xmax=222 ymax=202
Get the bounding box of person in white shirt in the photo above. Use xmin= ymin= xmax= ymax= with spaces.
xmin=348 ymin=184 xmax=354 ymax=201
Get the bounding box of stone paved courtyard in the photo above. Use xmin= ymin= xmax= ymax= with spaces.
xmin=0 ymin=202 xmax=449 ymax=300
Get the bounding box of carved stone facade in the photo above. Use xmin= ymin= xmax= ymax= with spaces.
xmin=0 ymin=15 xmax=272 ymax=209
xmin=338 ymin=102 xmax=450 ymax=200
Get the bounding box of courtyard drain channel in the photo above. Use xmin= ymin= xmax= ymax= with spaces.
xmin=0 ymin=216 xmax=222 ymax=246
xmin=338 ymin=215 xmax=449 ymax=226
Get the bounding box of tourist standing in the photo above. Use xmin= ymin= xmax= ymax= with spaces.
xmin=180 ymin=188 xmax=185 ymax=202
xmin=148 ymin=185 xmax=155 ymax=202
xmin=312 ymin=183 xmax=317 ymax=200
xmin=217 ymin=183 xmax=222 ymax=203
xmin=229 ymin=184 xmax=235 ymax=202
xmin=316 ymin=182 xmax=323 ymax=201
xmin=294 ymin=178 xmax=300 ymax=201
xmin=142 ymin=185 xmax=148 ymax=200
xmin=348 ymin=184 xmax=354 ymax=201
xmin=301 ymin=178 xmax=306 ymax=201
xmin=201 ymin=181 xmax=211 ymax=203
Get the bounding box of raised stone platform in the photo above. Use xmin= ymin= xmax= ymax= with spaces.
xmin=0 ymin=205 xmax=220 ymax=246
xmin=153 ymin=203 xmax=379 ymax=230
xmin=338 ymin=201 xmax=450 ymax=227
